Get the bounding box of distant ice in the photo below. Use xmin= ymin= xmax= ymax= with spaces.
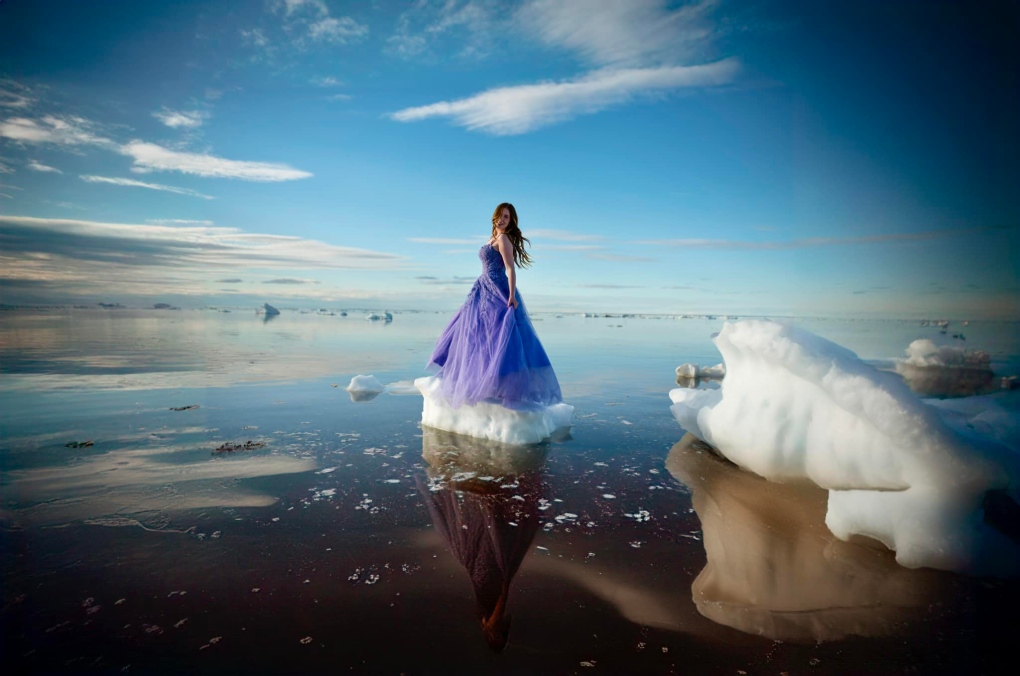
xmin=346 ymin=374 xmax=385 ymax=402
xmin=669 ymin=320 xmax=1020 ymax=575
xmin=261 ymin=303 xmax=280 ymax=316
xmin=416 ymin=376 xmax=573 ymax=444
xmin=675 ymin=363 xmax=725 ymax=379
xmin=895 ymin=338 xmax=995 ymax=397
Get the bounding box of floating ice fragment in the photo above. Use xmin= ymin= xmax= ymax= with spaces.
xmin=316 ymin=467 xmax=337 ymax=474
xmin=602 ymin=494 xmax=616 ymax=499
xmin=383 ymin=479 xmax=400 ymax=484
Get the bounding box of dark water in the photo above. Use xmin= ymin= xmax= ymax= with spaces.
xmin=2 ymin=309 xmax=1018 ymax=674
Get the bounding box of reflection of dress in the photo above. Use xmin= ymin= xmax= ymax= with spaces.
xmin=428 ymin=245 xmax=562 ymax=410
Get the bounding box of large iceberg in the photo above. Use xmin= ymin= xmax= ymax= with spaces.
xmin=416 ymin=376 xmax=573 ymax=445
xmin=669 ymin=320 xmax=1019 ymax=575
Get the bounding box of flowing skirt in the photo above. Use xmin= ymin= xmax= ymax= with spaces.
xmin=427 ymin=273 xmax=562 ymax=410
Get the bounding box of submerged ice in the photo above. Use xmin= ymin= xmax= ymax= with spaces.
xmin=669 ymin=320 xmax=1020 ymax=575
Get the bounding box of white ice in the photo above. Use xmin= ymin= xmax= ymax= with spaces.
xmin=416 ymin=375 xmax=573 ymax=444
xmin=669 ymin=320 xmax=1020 ymax=575
xmin=894 ymin=338 xmax=995 ymax=397
xmin=346 ymin=374 xmax=385 ymax=394
xmin=676 ymin=363 xmax=726 ymax=379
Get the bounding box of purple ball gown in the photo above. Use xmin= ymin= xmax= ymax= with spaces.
xmin=427 ymin=244 xmax=563 ymax=410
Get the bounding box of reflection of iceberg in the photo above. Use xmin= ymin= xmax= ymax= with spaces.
xmin=669 ymin=320 xmax=1020 ymax=575
xmin=895 ymin=338 xmax=994 ymax=397
xmin=666 ymin=434 xmax=947 ymax=642
xmin=418 ymin=427 xmax=546 ymax=651
xmin=416 ymin=376 xmax=573 ymax=444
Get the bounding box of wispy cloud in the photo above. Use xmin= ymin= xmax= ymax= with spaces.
xmin=217 ymin=278 xmax=243 ymax=283
xmin=530 ymin=228 xmax=605 ymax=242
xmin=409 ymin=237 xmax=485 ymax=245
xmin=27 ymin=160 xmax=62 ymax=173
xmin=636 ymin=227 xmax=1004 ymax=249
xmin=588 ymin=252 xmax=654 ymax=262
xmin=81 ymin=175 xmax=214 ymax=200
xmin=577 ymin=283 xmax=644 ymax=289
xmin=0 ymin=80 xmax=35 ymax=109
xmin=263 ymin=277 xmax=318 ymax=285
xmin=543 ymin=244 xmax=604 ymax=252
xmin=146 ymin=219 xmax=215 ymax=225
xmin=518 ymin=0 xmax=720 ymax=68
xmin=387 ymin=0 xmax=501 ymax=60
xmin=2 ymin=113 xmax=313 ymax=182
xmin=311 ymin=76 xmax=343 ymax=87
xmin=153 ymin=108 xmax=209 ymax=129
xmin=271 ymin=0 xmax=368 ymax=46
xmin=415 ymin=275 xmax=476 ymax=285
xmin=0 ymin=182 xmax=23 ymax=190
xmin=390 ymin=59 xmax=739 ymax=135
xmin=0 ymin=115 xmax=114 ymax=148
xmin=0 ymin=215 xmax=406 ymax=301
xmin=120 ymin=141 xmax=312 ymax=181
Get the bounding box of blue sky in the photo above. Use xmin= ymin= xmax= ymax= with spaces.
xmin=0 ymin=0 xmax=1016 ymax=318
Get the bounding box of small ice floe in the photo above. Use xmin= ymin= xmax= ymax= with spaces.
xmin=316 ymin=467 xmax=337 ymax=474
xmin=895 ymin=338 xmax=994 ymax=397
xmin=415 ymin=375 xmax=574 ymax=444
xmin=669 ymin=319 xmax=1020 ymax=575
xmin=365 ymin=311 xmax=393 ymax=322
xmin=624 ymin=510 xmax=651 ymax=522
xmin=346 ymin=375 xmax=385 ymax=402
xmin=259 ymin=303 xmax=280 ymax=316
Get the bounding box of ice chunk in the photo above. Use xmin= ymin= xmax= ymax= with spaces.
xmin=416 ymin=376 xmax=573 ymax=444
xmin=346 ymin=374 xmax=385 ymax=402
xmin=669 ymin=320 xmax=1020 ymax=575
xmin=260 ymin=303 xmax=280 ymax=316
xmin=675 ymin=363 xmax=725 ymax=379
xmin=895 ymin=339 xmax=994 ymax=397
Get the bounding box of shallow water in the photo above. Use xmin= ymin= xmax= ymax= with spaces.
xmin=2 ymin=308 xmax=1018 ymax=674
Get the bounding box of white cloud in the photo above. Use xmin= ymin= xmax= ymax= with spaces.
xmin=80 ymin=175 xmax=214 ymax=200
xmin=153 ymin=108 xmax=209 ymax=129
xmin=119 ymin=141 xmax=313 ymax=181
xmin=517 ymin=0 xmax=719 ymax=68
xmin=27 ymin=160 xmax=62 ymax=173
xmin=387 ymin=0 xmax=501 ymax=60
xmin=390 ymin=59 xmax=739 ymax=135
xmin=308 ymin=16 xmax=368 ymax=43
xmin=0 ymin=84 xmax=34 ymax=109
xmin=0 ymin=115 xmax=114 ymax=147
xmin=409 ymin=237 xmax=485 ymax=245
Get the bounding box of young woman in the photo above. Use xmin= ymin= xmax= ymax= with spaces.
xmin=426 ymin=202 xmax=563 ymax=410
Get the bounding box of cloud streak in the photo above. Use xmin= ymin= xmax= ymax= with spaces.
xmin=120 ymin=141 xmax=313 ymax=181
xmin=637 ymin=227 xmax=1007 ymax=250
xmin=390 ymin=59 xmax=739 ymax=135
xmin=0 ymin=216 xmax=406 ymax=296
xmin=27 ymin=160 xmax=62 ymax=173
xmin=153 ymin=108 xmax=209 ymax=129
xmin=81 ymin=175 xmax=214 ymax=200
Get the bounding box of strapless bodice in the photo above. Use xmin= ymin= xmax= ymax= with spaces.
xmin=479 ymin=245 xmax=506 ymax=276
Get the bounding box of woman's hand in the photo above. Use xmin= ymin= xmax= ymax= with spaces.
xmin=508 ymin=296 xmax=519 ymax=309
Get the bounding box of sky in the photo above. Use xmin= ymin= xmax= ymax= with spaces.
xmin=0 ymin=0 xmax=1017 ymax=319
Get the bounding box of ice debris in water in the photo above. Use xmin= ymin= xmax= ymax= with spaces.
xmin=669 ymin=319 xmax=1020 ymax=575
xmin=415 ymin=375 xmax=573 ymax=444
xmin=346 ymin=375 xmax=385 ymax=402
xmin=675 ymin=363 xmax=726 ymax=379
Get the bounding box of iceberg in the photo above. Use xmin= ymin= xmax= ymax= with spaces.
xmin=669 ymin=320 xmax=1020 ymax=575
xmin=416 ymin=376 xmax=573 ymax=445
xmin=895 ymin=338 xmax=995 ymax=397
xmin=261 ymin=302 xmax=280 ymax=316
xmin=346 ymin=374 xmax=385 ymax=402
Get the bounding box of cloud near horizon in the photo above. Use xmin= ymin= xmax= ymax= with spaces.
xmin=0 ymin=215 xmax=406 ymax=302
xmin=390 ymin=59 xmax=739 ymax=135
xmin=637 ymin=226 xmax=1008 ymax=249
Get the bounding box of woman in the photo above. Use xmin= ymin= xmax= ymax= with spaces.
xmin=427 ymin=203 xmax=563 ymax=411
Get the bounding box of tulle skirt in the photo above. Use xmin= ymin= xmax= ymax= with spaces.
xmin=427 ymin=273 xmax=562 ymax=410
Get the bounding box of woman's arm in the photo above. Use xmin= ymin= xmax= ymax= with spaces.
xmin=495 ymin=234 xmax=518 ymax=308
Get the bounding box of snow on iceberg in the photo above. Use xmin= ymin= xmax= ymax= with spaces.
xmin=416 ymin=376 xmax=573 ymax=445
xmin=669 ymin=319 xmax=1020 ymax=575
xmin=895 ymin=338 xmax=994 ymax=397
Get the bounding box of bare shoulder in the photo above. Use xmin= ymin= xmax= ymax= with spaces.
xmin=494 ymin=232 xmax=512 ymax=247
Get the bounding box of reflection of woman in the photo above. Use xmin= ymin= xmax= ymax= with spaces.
xmin=426 ymin=203 xmax=563 ymax=410
xmin=418 ymin=427 xmax=546 ymax=651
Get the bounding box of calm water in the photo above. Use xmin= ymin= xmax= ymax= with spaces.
xmin=2 ymin=308 xmax=1018 ymax=674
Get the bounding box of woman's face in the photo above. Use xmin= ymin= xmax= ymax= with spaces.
xmin=496 ymin=207 xmax=511 ymax=231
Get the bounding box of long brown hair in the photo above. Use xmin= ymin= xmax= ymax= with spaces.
xmin=491 ymin=202 xmax=532 ymax=269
